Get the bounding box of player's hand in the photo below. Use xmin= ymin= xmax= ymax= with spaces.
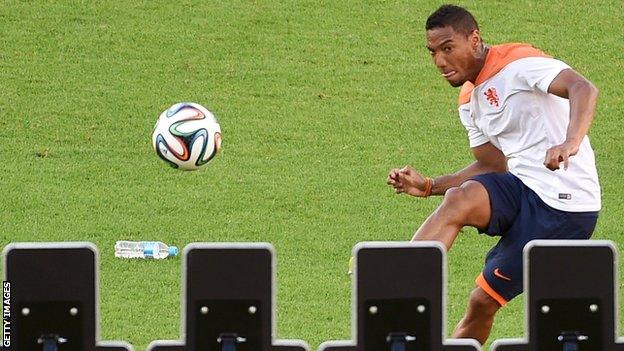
xmin=386 ymin=166 xmax=430 ymax=197
xmin=544 ymin=140 xmax=580 ymax=171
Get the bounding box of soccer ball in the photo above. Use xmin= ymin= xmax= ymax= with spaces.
xmin=152 ymin=102 xmax=222 ymax=170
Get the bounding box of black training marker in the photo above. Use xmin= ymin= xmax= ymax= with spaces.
xmin=318 ymin=241 xmax=481 ymax=351
xmin=147 ymin=243 xmax=310 ymax=351
xmin=3 ymin=242 xmax=133 ymax=351
xmin=491 ymin=240 xmax=624 ymax=351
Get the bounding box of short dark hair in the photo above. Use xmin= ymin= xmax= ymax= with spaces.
xmin=425 ymin=4 xmax=479 ymax=36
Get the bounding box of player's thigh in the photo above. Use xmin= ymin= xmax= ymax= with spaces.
xmin=448 ymin=180 xmax=491 ymax=229
xmin=469 ymin=172 xmax=527 ymax=237
xmin=481 ymin=244 xmax=524 ymax=304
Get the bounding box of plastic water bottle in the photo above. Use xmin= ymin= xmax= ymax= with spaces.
xmin=114 ymin=241 xmax=179 ymax=259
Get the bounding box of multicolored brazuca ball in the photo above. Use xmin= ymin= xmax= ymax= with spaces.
xmin=152 ymin=102 xmax=222 ymax=170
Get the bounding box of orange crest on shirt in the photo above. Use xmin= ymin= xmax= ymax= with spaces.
xmin=484 ymin=87 xmax=500 ymax=107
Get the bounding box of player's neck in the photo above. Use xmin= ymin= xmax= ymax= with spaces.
xmin=470 ymin=44 xmax=489 ymax=84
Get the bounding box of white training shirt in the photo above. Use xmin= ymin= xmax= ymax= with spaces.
xmin=458 ymin=56 xmax=601 ymax=212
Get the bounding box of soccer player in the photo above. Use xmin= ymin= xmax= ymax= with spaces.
xmin=387 ymin=4 xmax=601 ymax=344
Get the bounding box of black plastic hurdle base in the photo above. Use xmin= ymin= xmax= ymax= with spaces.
xmin=3 ymin=242 xmax=133 ymax=351
xmin=147 ymin=243 xmax=309 ymax=351
xmin=491 ymin=240 xmax=624 ymax=351
xmin=318 ymin=242 xmax=481 ymax=351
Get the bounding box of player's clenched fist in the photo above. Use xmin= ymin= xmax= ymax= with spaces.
xmin=544 ymin=141 xmax=580 ymax=171
xmin=387 ymin=166 xmax=433 ymax=197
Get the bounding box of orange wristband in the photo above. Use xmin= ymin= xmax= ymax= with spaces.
xmin=423 ymin=177 xmax=434 ymax=198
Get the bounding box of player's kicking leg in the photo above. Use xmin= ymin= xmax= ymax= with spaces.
xmin=411 ymin=179 xmax=491 ymax=250
xmin=410 ymin=178 xmax=499 ymax=344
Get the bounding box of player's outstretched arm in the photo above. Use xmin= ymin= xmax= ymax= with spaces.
xmin=387 ymin=142 xmax=506 ymax=197
xmin=544 ymin=68 xmax=599 ymax=171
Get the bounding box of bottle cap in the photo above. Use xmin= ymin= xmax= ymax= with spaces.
xmin=169 ymin=246 xmax=179 ymax=257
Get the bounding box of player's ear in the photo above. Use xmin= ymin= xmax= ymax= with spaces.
xmin=469 ymin=29 xmax=481 ymax=48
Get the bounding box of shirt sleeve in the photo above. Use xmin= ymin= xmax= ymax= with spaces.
xmin=458 ymin=104 xmax=489 ymax=148
xmin=514 ymin=57 xmax=572 ymax=93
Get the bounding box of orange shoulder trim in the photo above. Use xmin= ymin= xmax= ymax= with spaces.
xmin=474 ymin=43 xmax=551 ymax=86
xmin=458 ymin=81 xmax=474 ymax=106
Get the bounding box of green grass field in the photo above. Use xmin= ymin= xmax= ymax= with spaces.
xmin=1 ymin=1 xmax=623 ymax=350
